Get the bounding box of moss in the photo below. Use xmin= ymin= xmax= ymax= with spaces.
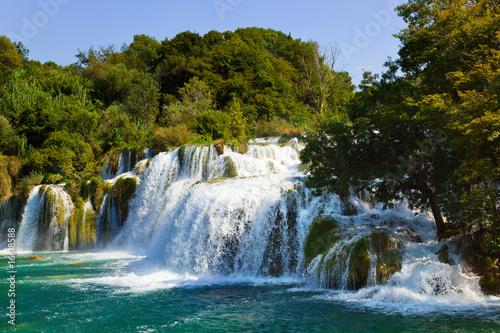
xmin=111 ymin=176 xmax=137 ymax=222
xmin=84 ymin=208 xmax=97 ymax=245
xmin=303 ymin=216 xmax=339 ymax=263
xmin=267 ymin=161 xmax=276 ymax=173
xmin=371 ymin=230 xmax=403 ymax=285
xmin=233 ymin=142 xmax=249 ymax=154
xmin=298 ymin=162 xmax=311 ymax=172
xmin=43 ymin=173 xmax=63 ymax=184
xmin=376 ymin=249 xmax=403 ymax=284
xmin=178 ymin=145 xmax=187 ymax=168
xmin=108 ymin=150 xmax=121 ymax=175
xmin=86 ymin=176 xmax=105 ymax=211
xmin=203 ymin=178 xmax=228 ymax=185
xmin=69 ymin=197 xmax=97 ymax=250
xmin=0 ymin=155 xmax=13 ymax=197
xmin=223 ymin=156 xmax=238 ymax=178
xmin=69 ymin=198 xmax=84 ymax=249
xmin=46 ymin=190 xmax=66 ymax=226
xmin=19 ymin=184 xmax=35 ymax=202
xmin=214 ymin=139 xmax=225 ymax=155
xmin=309 ymin=226 xmax=403 ymax=290
xmin=349 ymin=237 xmax=371 ymax=289
xmin=64 ymin=181 xmax=80 ymax=202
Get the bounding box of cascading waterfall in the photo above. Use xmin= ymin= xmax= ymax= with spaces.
xmin=100 ymin=147 xmax=153 ymax=180
xmin=111 ymin=143 xmax=317 ymax=278
xmin=16 ymin=185 xmax=73 ymax=251
xmin=1 ymin=142 xmax=498 ymax=312
xmin=16 ymin=186 xmax=44 ymax=252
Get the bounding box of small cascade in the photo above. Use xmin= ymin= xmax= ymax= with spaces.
xmin=68 ymin=198 xmax=97 ymax=250
xmin=0 ymin=195 xmax=24 ymax=243
xmin=305 ymin=217 xmax=405 ymax=290
xmin=16 ymin=186 xmax=44 ymax=251
xmin=16 ymin=185 xmax=73 ymax=251
xmin=100 ymin=147 xmax=153 ymax=180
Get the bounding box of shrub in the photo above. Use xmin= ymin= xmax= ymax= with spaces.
xmin=151 ymin=124 xmax=195 ymax=151
xmin=255 ymin=117 xmax=291 ymax=137
xmin=194 ymin=110 xmax=231 ymax=141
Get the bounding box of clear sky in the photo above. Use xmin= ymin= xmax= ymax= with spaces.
xmin=0 ymin=0 xmax=407 ymax=86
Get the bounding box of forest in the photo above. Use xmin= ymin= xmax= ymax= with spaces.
xmin=0 ymin=0 xmax=499 ymax=292
xmin=0 ymin=27 xmax=352 ymax=194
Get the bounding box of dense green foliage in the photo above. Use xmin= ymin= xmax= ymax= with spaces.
xmin=0 ymin=28 xmax=353 ymax=194
xmin=301 ymin=0 xmax=500 ymax=291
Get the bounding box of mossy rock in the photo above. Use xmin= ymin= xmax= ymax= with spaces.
xmin=178 ymin=145 xmax=187 ymax=168
xmin=45 ymin=190 xmax=66 ymax=226
xmin=223 ymin=156 xmax=238 ymax=178
xmin=64 ymin=182 xmax=80 ymax=202
xmin=298 ymin=162 xmax=311 ymax=172
xmin=80 ymin=176 xmax=105 ymax=211
xmin=310 ymin=228 xmax=403 ymax=290
xmin=371 ymin=230 xmax=403 ymax=285
xmin=304 ymin=216 xmax=340 ymax=264
xmin=111 ymin=176 xmax=137 ymax=222
xmin=479 ymin=271 xmax=500 ymax=295
xmin=460 ymin=230 xmax=500 ymax=295
xmin=108 ymin=150 xmax=121 ymax=175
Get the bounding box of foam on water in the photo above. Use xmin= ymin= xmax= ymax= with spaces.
xmin=323 ymin=239 xmax=500 ymax=315
xmin=67 ymin=269 xmax=302 ymax=293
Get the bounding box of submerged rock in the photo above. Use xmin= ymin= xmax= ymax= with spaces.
xmin=27 ymin=255 xmax=44 ymax=260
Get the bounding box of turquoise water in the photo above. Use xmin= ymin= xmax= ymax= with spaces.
xmin=2 ymin=252 xmax=500 ymax=332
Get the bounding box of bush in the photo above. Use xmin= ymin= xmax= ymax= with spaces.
xmin=255 ymin=117 xmax=292 ymax=137
xmin=151 ymin=124 xmax=196 ymax=151
xmin=43 ymin=173 xmax=63 ymax=184
xmin=194 ymin=110 xmax=231 ymax=141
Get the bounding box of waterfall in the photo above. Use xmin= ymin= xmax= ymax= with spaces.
xmin=16 ymin=185 xmax=73 ymax=251
xmin=111 ymin=143 xmax=343 ymax=278
xmin=100 ymin=147 xmax=153 ymax=180
xmin=16 ymin=186 xmax=43 ymax=252
xmin=1 ymin=142 xmax=497 ymax=308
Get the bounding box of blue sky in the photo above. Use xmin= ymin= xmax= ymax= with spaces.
xmin=0 ymin=0 xmax=407 ymax=86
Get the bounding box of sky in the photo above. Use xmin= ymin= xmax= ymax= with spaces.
xmin=0 ymin=0 xmax=407 ymax=86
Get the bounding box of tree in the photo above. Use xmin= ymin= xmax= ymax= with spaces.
xmin=227 ymin=99 xmax=247 ymax=141
xmin=303 ymin=0 xmax=500 ymax=242
xmin=121 ymin=34 xmax=160 ymax=71
xmin=0 ymin=35 xmax=23 ymax=84
xmin=125 ymin=72 xmax=160 ymax=128
xmin=301 ymin=43 xmax=342 ymax=115
xmin=301 ymin=65 xmax=453 ymax=235
xmin=31 ymin=131 xmax=95 ymax=180
xmin=161 ymin=77 xmax=214 ymax=126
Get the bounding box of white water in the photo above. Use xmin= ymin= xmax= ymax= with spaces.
xmin=16 ymin=185 xmax=73 ymax=252
xmin=16 ymin=185 xmax=43 ymax=252
xmin=111 ymin=144 xmax=317 ymax=278
xmin=4 ymin=143 xmax=500 ymax=314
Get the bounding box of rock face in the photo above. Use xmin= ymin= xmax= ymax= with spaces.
xmin=305 ymin=216 xmax=404 ymax=290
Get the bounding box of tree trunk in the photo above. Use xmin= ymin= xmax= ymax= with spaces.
xmin=421 ymin=184 xmax=446 ymax=235
xmin=429 ymin=194 xmax=446 ymax=236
